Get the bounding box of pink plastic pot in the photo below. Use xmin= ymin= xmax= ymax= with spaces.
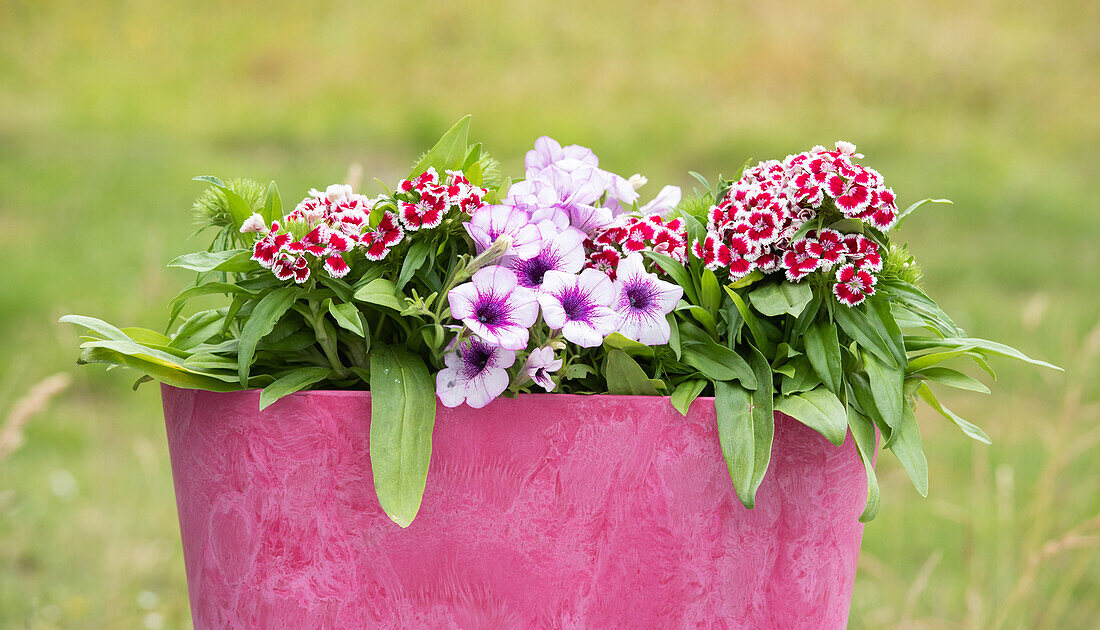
xmin=161 ymin=385 xmax=868 ymax=629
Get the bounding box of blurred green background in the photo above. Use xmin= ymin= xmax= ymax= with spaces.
xmin=1 ymin=0 xmax=1097 ymax=628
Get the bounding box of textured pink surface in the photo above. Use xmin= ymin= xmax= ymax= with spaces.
xmin=162 ymin=385 xmax=868 ymax=629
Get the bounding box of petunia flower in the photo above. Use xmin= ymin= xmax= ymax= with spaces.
xmin=538 ymin=269 xmax=619 ymax=347
xmin=525 ymin=136 xmax=599 ymax=176
xmin=448 ymin=266 xmax=539 ymax=351
xmin=610 ymin=253 xmax=683 ymax=345
xmin=521 ymin=346 xmax=562 ymax=392
xmin=507 ymin=222 xmax=586 ymax=290
xmin=436 ymin=336 xmax=516 ymax=409
xmin=464 ymin=205 xmax=541 ymax=261
xmin=833 ymin=263 xmax=877 ymax=306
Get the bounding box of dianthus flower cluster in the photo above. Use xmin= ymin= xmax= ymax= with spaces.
xmin=246 ymin=184 xmax=392 ymax=283
xmin=586 ymin=213 xmax=688 ymax=279
xmin=396 ymin=167 xmax=486 ymax=231
xmin=692 ymin=141 xmax=895 ymax=306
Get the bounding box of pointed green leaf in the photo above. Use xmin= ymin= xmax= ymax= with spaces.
xmin=605 ymin=349 xmax=660 ymax=396
xmin=912 ymin=367 xmax=989 ymax=394
xmin=889 ymin=403 xmax=929 ymax=496
xmin=369 ymin=346 xmax=437 ymax=527
xmin=353 ymin=278 xmax=406 ymax=311
xmin=862 ymin=350 xmax=905 ymax=437
xmin=168 ymin=249 xmax=254 ymax=273
xmin=775 ymin=386 xmax=848 ymax=446
xmin=409 ymin=115 xmax=471 ymax=177
xmin=237 ymin=287 xmax=300 ymax=385
xmin=803 ymin=321 xmax=843 ymax=394
xmin=916 ymin=382 xmax=991 ymax=443
xmin=715 ymin=346 xmax=772 ymax=509
xmin=259 ymin=367 xmax=331 ymax=411
xmin=847 ymin=406 xmax=881 ymax=522
xmin=748 ymin=281 xmax=814 ymax=317
xmin=327 ymin=301 xmax=366 ymax=337
xmin=671 ymin=379 xmax=707 ymax=416
xmin=833 ymin=303 xmax=897 ymax=368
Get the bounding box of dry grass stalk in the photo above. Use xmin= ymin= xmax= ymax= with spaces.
xmin=0 ymin=373 xmax=72 ymax=460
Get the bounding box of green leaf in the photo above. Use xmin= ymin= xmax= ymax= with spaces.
xmin=866 ymin=298 xmax=907 ymax=367
xmin=78 ymin=345 xmax=241 ymax=392
xmin=748 ymin=281 xmax=814 ymax=317
xmin=169 ymin=309 xmax=225 ymax=350
xmin=775 ymin=386 xmax=848 ymax=446
xmin=889 ymin=403 xmax=929 ymax=497
xmin=643 ymin=251 xmax=697 ymax=305
xmin=237 ymin=287 xmax=300 ymax=385
xmin=602 ymin=332 xmax=656 ymax=359
xmin=369 ymin=346 xmax=437 ymax=527
xmin=221 ymin=187 xmax=255 ymax=230
xmin=605 ymin=350 xmax=660 ymax=396
xmin=120 ymin=327 xmax=172 ymax=346
xmin=897 ymin=198 xmax=951 ymax=222
xmin=903 ymin=336 xmax=1061 ymax=371
xmin=833 ymin=303 xmax=897 ymax=368
xmin=193 ymin=175 xmax=225 ymax=187
xmin=561 ymin=363 xmax=596 ymax=380
xmin=679 ymin=304 xmax=719 ymax=338
xmin=259 ymin=367 xmax=331 ymax=411
xmin=862 ymin=350 xmax=905 ymax=437
xmin=167 ymin=249 xmax=254 ymax=273
xmin=353 ymin=278 xmax=406 ymax=311
xmin=779 ymin=355 xmax=822 ymax=394
xmin=262 ymin=180 xmax=282 ymax=225
xmin=396 ymin=239 xmax=432 ymax=290
xmin=168 ymin=282 xmax=251 ymax=329
xmin=803 ymin=321 xmax=843 ymax=395
xmin=409 ymin=115 xmax=471 ymax=177
xmin=880 ymin=280 xmax=961 ymax=337
xmin=847 ymin=406 xmax=881 ymax=522
xmin=724 ymin=287 xmax=773 ymax=356
xmin=905 ymin=345 xmax=979 ymax=371
xmin=916 ymin=382 xmax=991 ymax=444
xmin=912 ymin=367 xmax=989 ymax=394
xmin=714 ymin=350 xmax=773 ymax=509
xmin=60 ymin=315 xmax=131 ymax=341
xmin=679 ymin=331 xmax=756 ymax=388
xmin=670 ymin=379 xmax=707 ymax=416
xmin=699 ymin=270 xmax=722 ymax=317
xmin=790 ymin=290 xmax=823 ymax=339
xmin=327 ymin=301 xmax=366 ymax=337
xmin=727 ymin=270 xmax=764 ymax=289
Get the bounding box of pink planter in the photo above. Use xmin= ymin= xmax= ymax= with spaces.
xmin=162 ymin=385 xmax=868 ymax=629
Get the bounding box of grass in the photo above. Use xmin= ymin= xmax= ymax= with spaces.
xmin=1 ymin=1 xmax=1098 ymax=627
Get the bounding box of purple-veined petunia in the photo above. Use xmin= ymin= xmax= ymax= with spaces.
xmin=521 ymin=346 xmax=563 ymax=392
xmin=537 ymin=269 xmax=619 ymax=347
xmin=610 ymin=253 xmax=683 ymax=345
xmin=464 ymin=204 xmax=541 ymax=261
xmin=525 ymin=136 xmax=599 ymax=176
xmin=436 ymin=336 xmax=516 ymax=409
xmin=507 ymin=222 xmax=586 ymax=290
xmin=448 ymin=266 xmax=539 ymax=351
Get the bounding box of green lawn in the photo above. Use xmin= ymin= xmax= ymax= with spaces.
xmin=1 ymin=1 xmax=1097 ymax=628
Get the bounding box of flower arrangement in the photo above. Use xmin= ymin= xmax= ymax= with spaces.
xmin=63 ymin=116 xmax=1057 ymax=526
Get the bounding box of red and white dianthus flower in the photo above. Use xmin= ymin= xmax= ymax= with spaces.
xmin=832 ymin=263 xmax=877 ymax=306
xmin=395 ymin=167 xmax=487 ymax=231
xmin=585 ymin=213 xmax=687 ymax=278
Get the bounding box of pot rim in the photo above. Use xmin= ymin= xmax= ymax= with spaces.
xmin=161 ymin=384 xmax=717 ymax=404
